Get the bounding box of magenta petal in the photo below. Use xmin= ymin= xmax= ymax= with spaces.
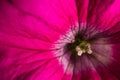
xmin=87 ymin=0 xmax=114 ymax=24
xmin=107 ymin=44 xmax=120 ymax=79
xmin=75 ymin=0 xmax=89 ymax=23
xmin=8 ymin=0 xmax=78 ymax=32
xmin=0 ymin=0 xmax=66 ymax=80
xmin=0 ymin=42 xmax=64 ymax=80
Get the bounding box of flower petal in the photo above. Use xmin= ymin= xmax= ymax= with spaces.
xmin=87 ymin=0 xmax=115 ymax=25
xmin=75 ymin=0 xmax=89 ymax=23
xmin=6 ymin=0 xmax=78 ymax=32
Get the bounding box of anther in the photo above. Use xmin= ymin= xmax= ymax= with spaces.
xmin=75 ymin=46 xmax=83 ymax=56
xmin=86 ymin=43 xmax=92 ymax=54
xmin=75 ymin=43 xmax=92 ymax=56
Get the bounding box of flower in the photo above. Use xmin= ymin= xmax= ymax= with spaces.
xmin=0 ymin=0 xmax=120 ymax=80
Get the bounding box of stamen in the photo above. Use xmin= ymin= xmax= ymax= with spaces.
xmin=78 ymin=51 xmax=83 ymax=56
xmin=75 ymin=46 xmax=83 ymax=56
xmin=75 ymin=43 xmax=93 ymax=56
xmin=87 ymin=49 xmax=92 ymax=54
xmin=86 ymin=43 xmax=93 ymax=54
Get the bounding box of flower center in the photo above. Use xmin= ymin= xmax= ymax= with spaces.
xmin=53 ymin=24 xmax=112 ymax=74
xmin=75 ymin=41 xmax=92 ymax=56
xmin=66 ymin=32 xmax=93 ymax=57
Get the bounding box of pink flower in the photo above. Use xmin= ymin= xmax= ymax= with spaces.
xmin=0 ymin=0 xmax=120 ymax=80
